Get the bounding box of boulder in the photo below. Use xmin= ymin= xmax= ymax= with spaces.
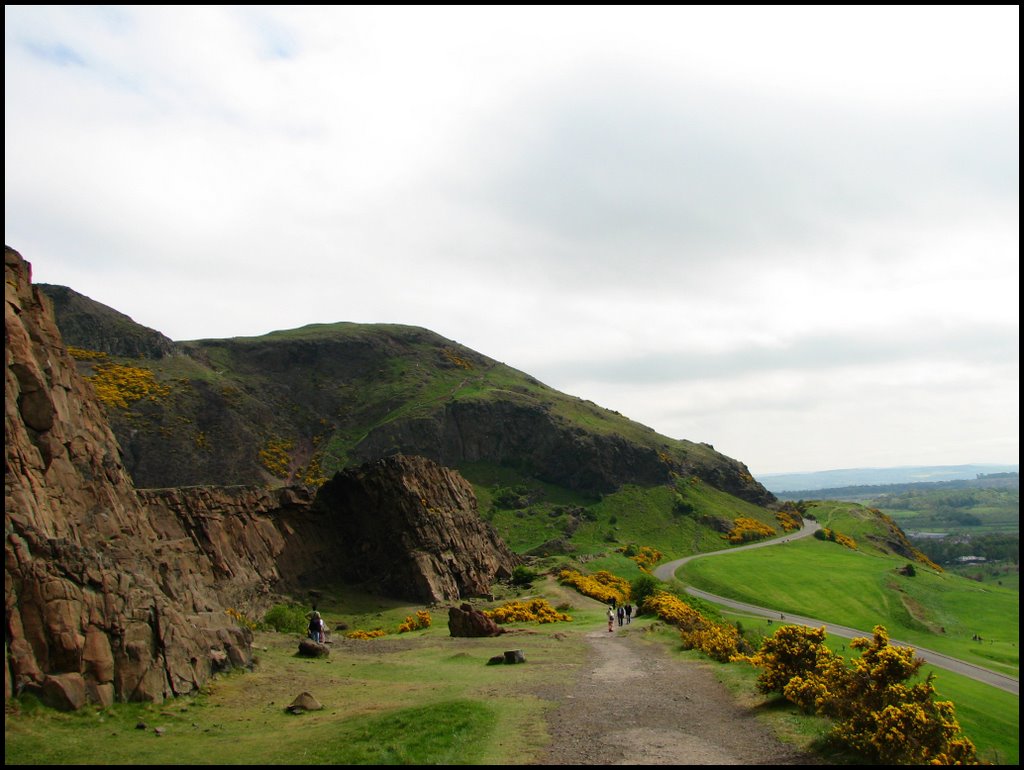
xmin=448 ymin=603 xmax=504 ymax=638
xmin=297 ymin=639 xmax=330 ymax=658
xmin=286 ymin=691 xmax=323 ymax=713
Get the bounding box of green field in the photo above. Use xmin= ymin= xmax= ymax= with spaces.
xmin=678 ymin=537 xmax=1018 ymax=677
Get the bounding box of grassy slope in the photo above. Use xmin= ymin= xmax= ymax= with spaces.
xmin=81 ymin=322 xmax=728 ymax=486
xmin=466 ymin=462 xmax=778 ymax=558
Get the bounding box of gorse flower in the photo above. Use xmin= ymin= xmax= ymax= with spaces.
xmin=484 ymin=598 xmax=572 ymax=624
xmin=738 ymin=624 xmax=979 ymax=764
xmin=558 ymin=569 xmax=630 ymax=605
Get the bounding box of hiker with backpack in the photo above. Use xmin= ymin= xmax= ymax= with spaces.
xmin=308 ymin=610 xmax=326 ymax=643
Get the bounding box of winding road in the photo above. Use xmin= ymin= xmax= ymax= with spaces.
xmin=653 ymin=520 xmax=1019 ymax=696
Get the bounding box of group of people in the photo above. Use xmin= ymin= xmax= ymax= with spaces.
xmin=606 ymin=602 xmax=633 ymax=631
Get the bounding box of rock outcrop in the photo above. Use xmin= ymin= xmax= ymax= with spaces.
xmin=5 ymin=247 xmax=267 ymax=707
xmin=6 ymin=247 xmax=521 ymax=708
xmin=448 ymin=603 xmax=505 ymax=638
xmin=292 ymin=455 xmax=522 ymax=604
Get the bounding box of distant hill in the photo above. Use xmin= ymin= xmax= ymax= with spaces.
xmin=759 ymin=465 xmax=1019 ymax=495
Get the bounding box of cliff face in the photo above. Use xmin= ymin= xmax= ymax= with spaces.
xmin=353 ymin=400 xmax=672 ymax=494
xmin=4 ymin=247 xmax=267 ymax=708
xmin=297 ymin=455 xmax=522 ymax=603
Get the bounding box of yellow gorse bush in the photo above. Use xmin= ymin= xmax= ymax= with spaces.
xmin=642 ymin=590 xmax=704 ymax=630
xmin=739 ymin=624 xmax=979 ymax=764
xmin=259 ymin=436 xmax=294 ymax=478
xmin=723 ymin=517 xmax=776 ymax=543
xmin=775 ymin=509 xmax=802 ymax=532
xmin=680 ymin=623 xmax=743 ymax=663
xmin=67 ymin=346 xmax=108 ymax=361
xmin=397 ymin=610 xmax=432 ymax=633
xmin=345 ymin=629 xmax=388 ymax=640
xmin=622 ymin=545 xmax=663 ymax=571
xmin=643 ymin=590 xmax=745 ymax=661
xmin=84 ymin=361 xmax=172 ymax=409
xmin=484 ymin=598 xmax=573 ymax=624
xmin=224 ymin=607 xmax=256 ymax=631
xmin=558 ymin=569 xmax=630 ymax=605
xmin=819 ymin=527 xmax=858 ymax=550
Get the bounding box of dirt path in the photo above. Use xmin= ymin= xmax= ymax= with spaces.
xmin=532 ymin=623 xmax=821 ymax=765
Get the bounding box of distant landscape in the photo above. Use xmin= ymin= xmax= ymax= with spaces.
xmin=759 ymin=464 xmax=1019 ymax=494
xmin=763 ymin=468 xmax=1019 ymax=590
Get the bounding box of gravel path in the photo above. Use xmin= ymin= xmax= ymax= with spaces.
xmin=533 ymin=623 xmax=822 ymax=765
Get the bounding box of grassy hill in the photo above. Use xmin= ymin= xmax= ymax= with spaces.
xmin=41 ymin=285 xmax=777 ymax=563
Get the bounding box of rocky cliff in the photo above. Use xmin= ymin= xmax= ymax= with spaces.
xmin=289 ymin=454 xmax=522 ymax=603
xmin=5 ymin=247 xmax=276 ymax=708
xmin=6 ymin=246 xmax=523 ymax=709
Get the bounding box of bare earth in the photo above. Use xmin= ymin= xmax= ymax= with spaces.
xmin=531 ymin=623 xmax=821 ymax=765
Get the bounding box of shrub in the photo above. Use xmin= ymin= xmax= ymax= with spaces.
xmin=397 ymin=610 xmax=432 ymax=633
xmin=740 ymin=624 xmax=979 ymax=764
xmin=619 ymin=544 xmax=663 ymax=571
xmin=558 ymin=569 xmax=630 ymax=605
xmin=85 ymin=362 xmax=172 ymax=409
xmin=484 ymin=598 xmax=572 ymax=624
xmin=346 ymin=629 xmax=388 ymax=640
xmin=628 ymin=573 xmax=660 ymax=611
xmin=260 ymin=603 xmax=310 ymax=635
xmin=643 ymin=590 xmax=704 ymax=630
xmin=511 ymin=565 xmax=539 ymax=588
xmin=723 ymin=517 xmax=776 ymax=544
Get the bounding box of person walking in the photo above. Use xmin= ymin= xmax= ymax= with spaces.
xmin=308 ymin=610 xmax=325 ymax=643
xmin=607 ymin=606 xmax=615 ymax=632
xmin=617 ymin=605 xmax=625 ymax=627
xmin=625 ymin=603 xmax=633 ymax=624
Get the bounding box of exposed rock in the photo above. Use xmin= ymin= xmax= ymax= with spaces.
xmin=297 ymin=639 xmax=329 ymax=658
xmin=5 ymin=247 xmax=261 ymax=706
xmin=300 ymin=456 xmax=521 ymax=603
xmin=448 ymin=603 xmax=505 ymax=638
xmin=503 ymin=649 xmax=526 ymax=664
xmin=27 ymin=672 xmax=88 ymax=711
xmin=286 ymin=691 xmax=323 ymax=713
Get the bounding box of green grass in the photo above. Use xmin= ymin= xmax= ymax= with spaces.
xmin=4 ymin=596 xmax=589 ymax=766
xmin=677 ymin=536 xmax=1018 ymax=675
xmin=4 ymin=567 xmax=1018 ymax=766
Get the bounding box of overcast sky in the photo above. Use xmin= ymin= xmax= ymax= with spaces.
xmin=5 ymin=6 xmax=1019 ymax=476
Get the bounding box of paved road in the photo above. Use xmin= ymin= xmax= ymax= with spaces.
xmin=654 ymin=521 xmax=1019 ymax=696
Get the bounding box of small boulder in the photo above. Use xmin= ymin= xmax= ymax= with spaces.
xmin=297 ymin=639 xmax=329 ymax=658
xmin=286 ymin=691 xmax=323 ymax=714
xmin=448 ymin=603 xmax=504 ymax=638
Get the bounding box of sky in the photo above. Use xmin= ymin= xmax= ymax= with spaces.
xmin=4 ymin=5 xmax=1019 ymax=476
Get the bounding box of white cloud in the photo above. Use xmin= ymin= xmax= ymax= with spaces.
xmin=5 ymin=5 xmax=1018 ymax=475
